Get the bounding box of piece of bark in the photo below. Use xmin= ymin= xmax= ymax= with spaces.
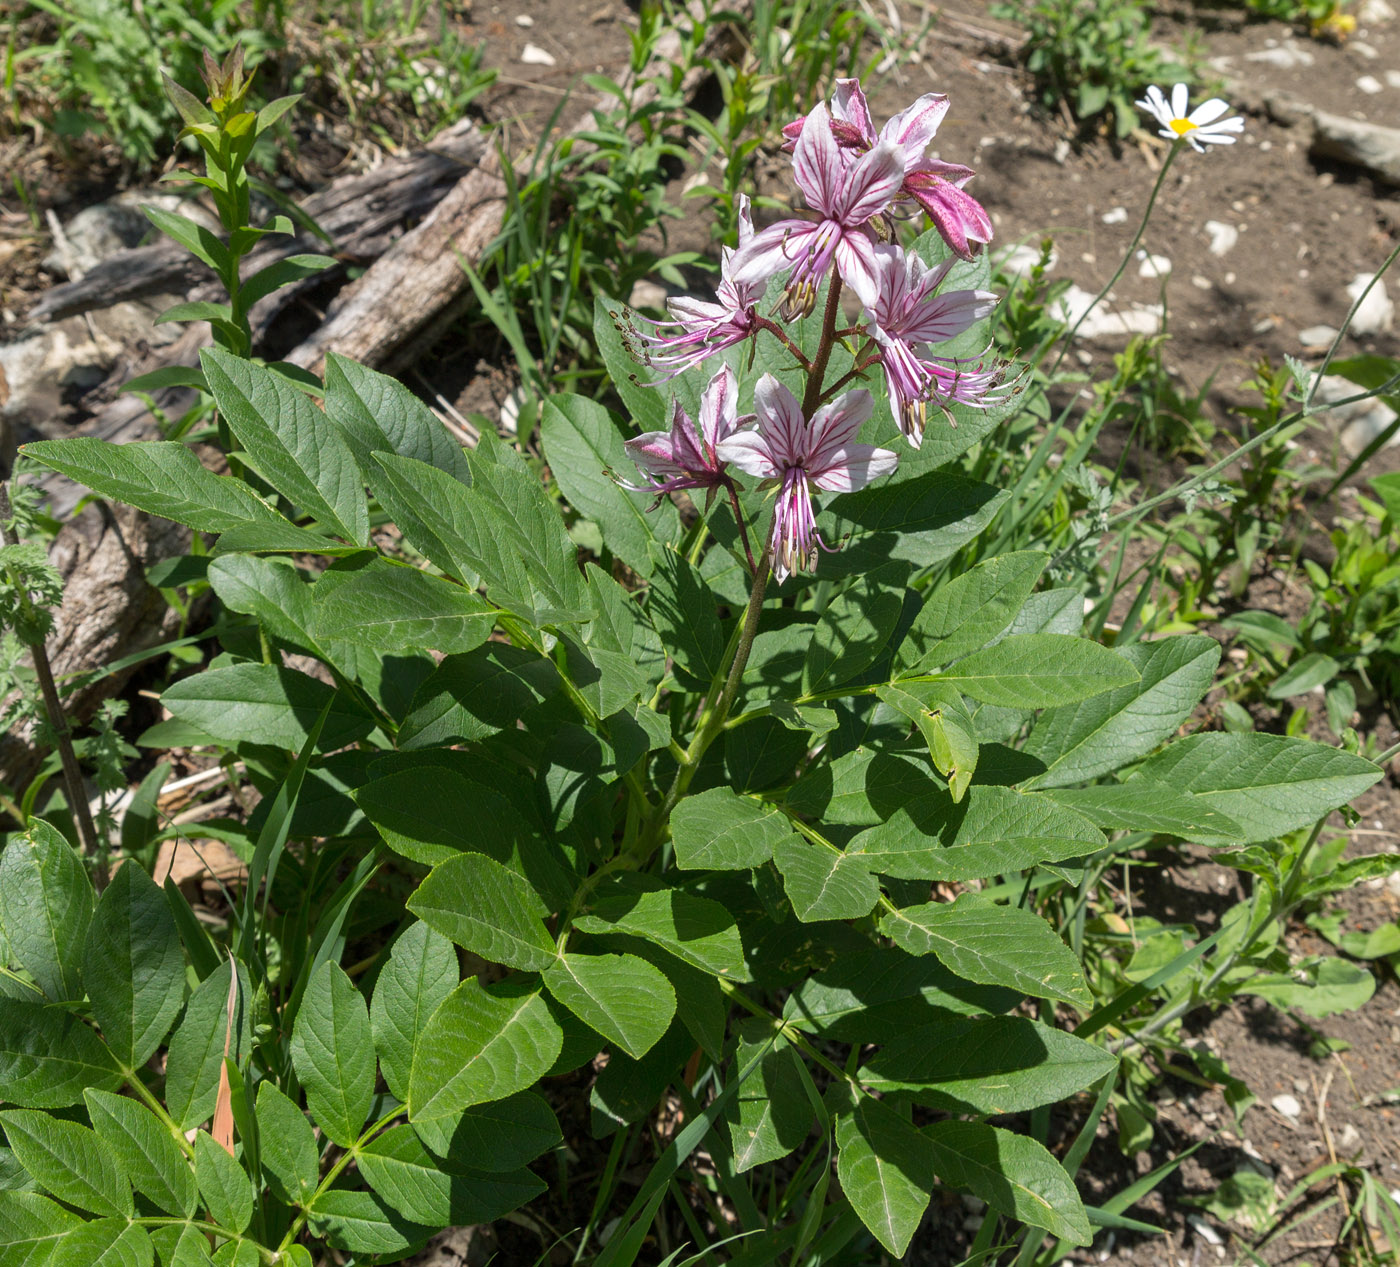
xmin=27 ymin=117 xmax=489 ymax=326
xmin=287 ymin=0 xmax=743 ymax=373
xmin=0 ymin=500 xmax=192 ymax=795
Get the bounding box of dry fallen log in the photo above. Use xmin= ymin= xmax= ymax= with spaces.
xmin=286 ymin=0 xmax=742 ymax=375
xmin=27 ymin=118 xmax=489 ymax=326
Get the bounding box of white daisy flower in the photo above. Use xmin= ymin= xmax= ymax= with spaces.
xmin=1136 ymin=84 xmax=1244 ymax=153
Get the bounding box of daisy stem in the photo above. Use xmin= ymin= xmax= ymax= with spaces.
xmin=802 ymin=275 xmax=845 ymax=418
xmin=1040 ymin=139 xmax=1182 ymax=389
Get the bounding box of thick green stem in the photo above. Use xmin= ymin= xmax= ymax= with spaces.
xmin=640 ymin=551 xmax=772 ymax=857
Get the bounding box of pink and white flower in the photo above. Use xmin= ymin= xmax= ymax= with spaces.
xmin=781 ymin=79 xmax=993 ymax=261
xmin=715 ymin=374 xmax=898 ymax=581
xmin=620 ymin=364 xmax=745 ymax=505
xmin=730 ymin=103 xmax=904 ymax=315
xmin=622 ymin=196 xmax=764 ymax=381
xmin=865 ymin=245 xmax=1002 ymax=446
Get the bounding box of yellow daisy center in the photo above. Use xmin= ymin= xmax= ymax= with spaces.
xmin=1170 ymin=118 xmax=1197 ymax=136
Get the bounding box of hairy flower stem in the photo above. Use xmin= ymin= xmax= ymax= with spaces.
xmin=640 ymin=550 xmax=772 ymax=858
xmin=725 ymin=481 xmax=758 ymax=575
xmin=802 ymin=275 xmax=845 ymax=418
xmin=0 ymin=485 xmax=103 ymax=885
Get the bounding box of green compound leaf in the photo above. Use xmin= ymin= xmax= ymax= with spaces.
xmin=83 ymin=863 xmax=186 ymax=1069
xmin=646 ymin=547 xmax=725 ymax=683
xmin=934 ymin=634 xmax=1140 ymax=708
xmin=306 ymin=1188 xmax=435 ymax=1257
xmin=0 ymin=1190 xmax=82 ymax=1262
xmin=207 ymin=555 xmax=321 ymax=658
xmin=372 ymin=451 xmax=589 ymax=628
xmin=1046 ymin=780 xmax=1243 ymax=839
xmin=370 ymin=921 xmax=460 ymax=1104
xmin=772 ymin=836 xmax=880 ymax=923
xmin=409 ymin=981 xmax=562 ymax=1121
xmin=85 ymin=1089 xmax=197 ymax=1218
xmin=573 ymin=875 xmax=745 ymax=979
xmin=541 ymin=394 xmax=681 ymax=579
xmin=803 ymin=566 xmax=907 ymax=694
xmin=0 ymin=1109 xmax=133 ymax=1217
xmin=723 ymin=1036 xmax=810 ymax=1174
xmin=193 ymin=1130 xmax=252 ymax=1235
xmin=671 ymin=787 xmax=797 ymax=870
xmin=323 ymin=351 xmax=474 ymax=485
xmin=358 ymin=1124 xmax=545 ymax=1226
xmin=0 ymin=998 xmax=122 ymax=1107
xmin=162 ymin=663 xmax=374 ymax=753
xmin=1025 ymin=635 xmax=1220 ymax=788
xmin=817 ymin=469 xmax=1009 ymax=578
xmin=835 ymin=1096 xmax=936 ymax=1256
xmin=163 ymin=960 xmax=253 ymax=1131
xmin=542 ymin=952 xmax=676 ymax=1060
xmin=22 ymin=439 xmax=286 ymax=535
xmin=409 ymin=853 xmax=556 ymax=972
xmin=49 ymin=1218 xmax=154 ymax=1267
xmin=0 ymin=820 xmax=93 ymax=1003
xmin=846 ymin=785 xmax=1106 ymax=882
xmin=312 ymin=558 xmax=495 ymax=656
xmin=861 ymin=1015 xmax=1116 ymax=1114
xmin=1130 ymin=733 xmax=1383 ymax=845
xmin=925 ymin=1119 xmax=1091 ymax=1245
xmin=882 ymin=895 xmax=1091 ymax=1008
xmin=254 ymin=1082 xmax=319 ymax=1206
xmin=201 ymin=347 xmax=369 ymax=545
xmin=289 ymin=962 xmax=375 ymax=1148
xmin=412 ymin=1091 xmax=561 ymax=1173
xmin=896 ymin=550 xmax=1049 ymax=676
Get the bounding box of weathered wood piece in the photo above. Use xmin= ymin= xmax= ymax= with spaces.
xmin=27 ymin=118 xmax=489 ymax=325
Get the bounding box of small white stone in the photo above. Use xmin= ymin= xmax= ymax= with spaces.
xmin=1192 ymin=274 xmax=1213 ymax=290
xmin=1345 ymin=274 xmax=1394 ymax=334
xmin=520 ymin=42 xmax=556 ymax=65
xmin=1272 ymin=1094 xmax=1302 ymax=1120
xmin=1137 ymin=252 xmax=1172 ymax=278
xmin=1101 ymin=206 xmax=1128 ymax=225
xmin=628 ymin=280 xmax=668 ymax=310
xmin=1188 ymin=1216 xmax=1223 ymax=1247
xmin=500 ymin=387 xmax=526 ymax=435
xmin=1246 ymin=45 xmax=1315 ymax=68
xmin=1339 ymin=1123 xmax=1362 ymax=1150
xmin=1300 ymin=324 xmax=1340 ymax=346
xmin=1354 ymin=40 xmax=1380 ymax=57
xmin=1253 ymin=318 xmax=1276 ymax=334
xmin=1224 ymin=271 xmax=1237 ymax=285
xmin=997 ymin=243 xmax=1056 ymax=278
xmin=515 ymin=12 xmax=534 ymax=24
xmin=1387 ymin=70 xmax=1400 ymax=89
xmin=1357 ymin=75 xmax=1384 ymax=94
xmin=1204 ymin=220 xmax=1239 ymax=256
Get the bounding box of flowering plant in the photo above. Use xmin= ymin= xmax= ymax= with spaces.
xmin=6 ymin=75 xmax=1383 ymax=1267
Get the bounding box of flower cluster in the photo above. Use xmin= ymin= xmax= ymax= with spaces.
xmin=619 ymin=80 xmax=1003 ymax=583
